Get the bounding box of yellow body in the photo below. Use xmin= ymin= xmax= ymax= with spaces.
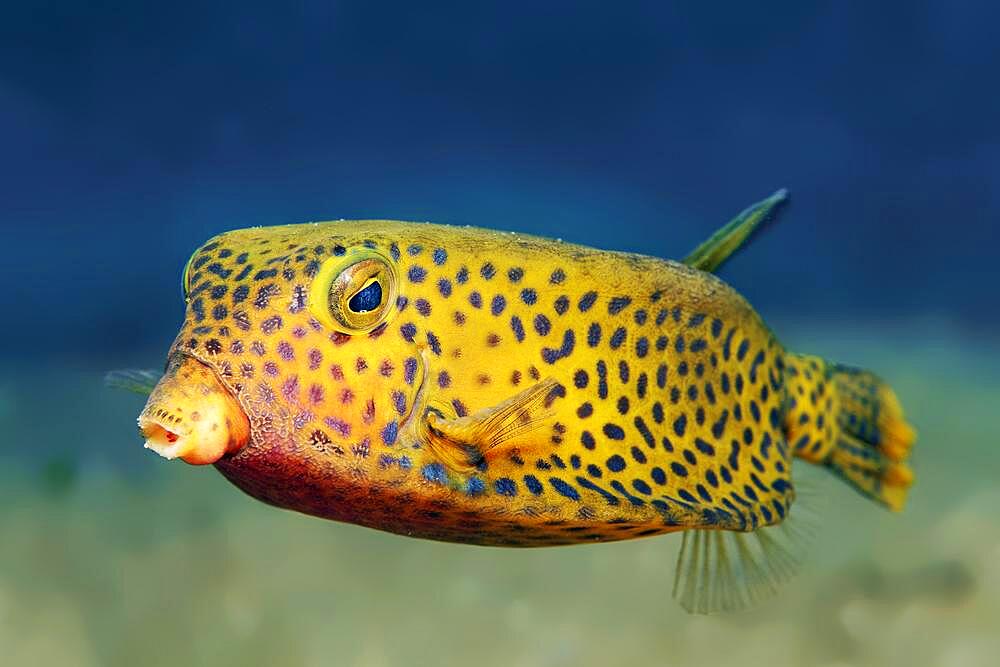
xmin=155 ymin=219 xmax=914 ymax=547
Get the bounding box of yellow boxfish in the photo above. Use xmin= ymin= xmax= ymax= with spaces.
xmin=117 ymin=190 xmax=916 ymax=612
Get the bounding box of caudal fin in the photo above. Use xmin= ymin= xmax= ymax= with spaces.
xmin=782 ymin=353 xmax=916 ymax=511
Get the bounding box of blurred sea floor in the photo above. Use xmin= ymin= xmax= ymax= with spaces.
xmin=1 ymin=319 xmax=998 ymax=667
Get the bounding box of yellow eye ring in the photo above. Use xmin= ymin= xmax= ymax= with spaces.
xmin=309 ymin=250 xmax=397 ymax=333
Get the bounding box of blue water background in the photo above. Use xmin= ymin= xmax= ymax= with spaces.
xmin=1 ymin=3 xmax=998 ymax=666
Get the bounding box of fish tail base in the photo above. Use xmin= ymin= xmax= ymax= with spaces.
xmin=782 ymin=353 xmax=915 ymax=512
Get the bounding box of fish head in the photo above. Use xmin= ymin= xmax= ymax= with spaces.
xmin=138 ymin=223 xmax=424 ymax=469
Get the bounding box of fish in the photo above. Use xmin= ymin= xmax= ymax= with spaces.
xmin=119 ymin=190 xmax=916 ymax=612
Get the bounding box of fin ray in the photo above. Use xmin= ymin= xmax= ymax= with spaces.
xmin=682 ymin=189 xmax=789 ymax=273
xmin=424 ymin=378 xmax=563 ymax=472
xmin=105 ymin=369 xmax=162 ymax=395
xmin=672 ymin=489 xmax=818 ymax=614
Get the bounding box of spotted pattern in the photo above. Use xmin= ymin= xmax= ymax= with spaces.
xmin=167 ymin=220 xmax=806 ymax=547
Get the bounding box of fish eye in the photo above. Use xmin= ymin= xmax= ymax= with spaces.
xmin=310 ymin=252 xmax=397 ymax=333
xmin=347 ymin=280 xmax=383 ymax=313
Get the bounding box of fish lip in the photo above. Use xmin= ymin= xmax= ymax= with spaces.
xmin=139 ymin=351 xmax=252 ymax=464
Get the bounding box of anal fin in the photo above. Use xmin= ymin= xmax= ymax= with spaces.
xmin=672 ymin=500 xmax=816 ymax=614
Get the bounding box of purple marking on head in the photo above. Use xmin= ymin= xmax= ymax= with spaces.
xmin=282 ymin=375 xmax=300 ymax=402
xmin=404 ymin=357 xmax=417 ymax=385
xmin=381 ymin=421 xmax=399 ymax=445
xmin=233 ymin=310 xmax=251 ymax=331
xmin=277 ymin=341 xmax=295 ymax=361
xmin=261 ymin=315 xmax=283 ymax=334
xmin=289 ymin=285 xmax=307 ymax=313
xmin=392 ymin=390 xmax=406 ymax=415
xmin=324 ymin=417 xmax=352 ymax=437
xmin=254 ymin=284 xmax=280 ymax=309
xmin=293 ymin=411 xmax=314 ymax=430
xmin=308 ymin=348 xmax=323 ymax=370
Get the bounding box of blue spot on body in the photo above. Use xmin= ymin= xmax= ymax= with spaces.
xmin=632 ymin=479 xmax=652 ymax=495
xmin=495 ymin=477 xmax=518 ymax=496
xmin=381 ymin=421 xmax=398 ymax=445
xmin=609 ymin=480 xmax=645 ymax=506
xmin=576 ymin=477 xmax=619 ymax=505
xmin=549 ymin=477 xmax=580 ymax=500
xmin=609 ymin=296 xmax=632 ymax=314
xmin=491 ymin=295 xmax=506 ymax=316
xmin=579 ymin=291 xmax=598 ymax=312
xmin=422 ymin=463 xmax=448 ymax=485
xmin=524 ymin=475 xmax=543 ymax=495
xmin=510 ymin=316 xmax=526 ymax=342
xmin=673 ymin=414 xmax=687 ymax=437
xmin=609 ymin=327 xmax=626 ymax=349
xmin=695 ymin=438 xmax=715 ymax=456
xmin=587 ymin=323 xmax=602 ymax=347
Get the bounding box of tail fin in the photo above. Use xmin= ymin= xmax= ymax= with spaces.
xmin=782 ymin=353 xmax=916 ymax=511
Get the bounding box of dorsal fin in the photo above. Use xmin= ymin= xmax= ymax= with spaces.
xmin=682 ymin=189 xmax=789 ymax=273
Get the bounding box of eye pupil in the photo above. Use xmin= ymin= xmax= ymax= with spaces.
xmin=348 ymin=281 xmax=382 ymax=313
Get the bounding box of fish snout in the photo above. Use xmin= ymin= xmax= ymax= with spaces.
xmin=137 ymin=355 xmax=250 ymax=465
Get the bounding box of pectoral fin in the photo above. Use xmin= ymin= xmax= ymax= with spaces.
xmin=683 ymin=189 xmax=789 ymax=273
xmin=424 ymin=378 xmax=565 ymax=472
xmin=105 ymin=369 xmax=163 ymax=395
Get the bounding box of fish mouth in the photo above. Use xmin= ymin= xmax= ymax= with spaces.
xmin=138 ymin=407 xmax=190 ymax=460
xmin=137 ymin=354 xmax=250 ymax=465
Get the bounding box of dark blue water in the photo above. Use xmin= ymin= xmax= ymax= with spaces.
xmin=2 ymin=4 xmax=997 ymax=666
xmin=2 ymin=1 xmax=998 ymax=362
